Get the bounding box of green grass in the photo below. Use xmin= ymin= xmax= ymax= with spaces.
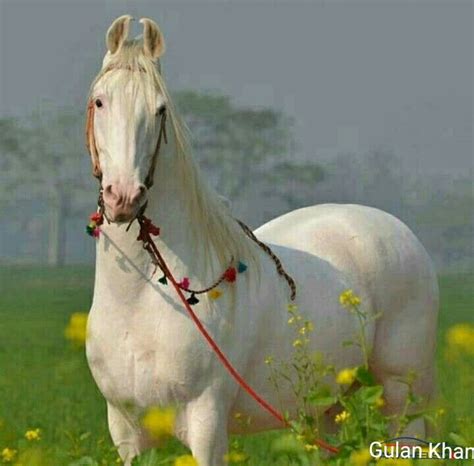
xmin=0 ymin=267 xmax=472 ymax=465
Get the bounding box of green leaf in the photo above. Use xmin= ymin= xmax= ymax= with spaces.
xmin=358 ymin=385 xmax=384 ymax=404
xmin=308 ymin=386 xmax=337 ymax=407
xmin=356 ymin=366 xmax=376 ymax=386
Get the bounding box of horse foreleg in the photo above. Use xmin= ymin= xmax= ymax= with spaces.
xmin=107 ymin=402 xmax=150 ymax=466
xmin=184 ymin=392 xmax=229 ymax=466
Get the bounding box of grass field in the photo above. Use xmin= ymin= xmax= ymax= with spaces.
xmin=0 ymin=266 xmax=472 ymax=465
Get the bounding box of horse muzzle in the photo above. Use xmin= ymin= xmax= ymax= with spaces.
xmin=102 ymin=183 xmax=147 ymax=223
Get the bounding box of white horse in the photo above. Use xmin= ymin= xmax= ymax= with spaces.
xmin=85 ymin=16 xmax=439 ymax=466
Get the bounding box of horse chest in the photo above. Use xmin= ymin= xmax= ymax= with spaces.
xmin=86 ymin=302 xmax=210 ymax=408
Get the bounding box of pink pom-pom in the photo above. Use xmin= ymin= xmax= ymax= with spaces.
xmin=92 ymin=227 xmax=101 ymax=238
xmin=179 ymin=277 xmax=190 ymax=289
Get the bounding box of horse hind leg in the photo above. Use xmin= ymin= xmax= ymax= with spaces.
xmin=370 ymin=287 xmax=439 ymax=438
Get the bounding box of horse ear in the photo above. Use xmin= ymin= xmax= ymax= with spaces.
xmin=140 ymin=18 xmax=165 ymax=60
xmin=106 ymin=15 xmax=133 ymax=54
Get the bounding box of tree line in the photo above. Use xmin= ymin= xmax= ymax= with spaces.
xmin=0 ymin=91 xmax=471 ymax=271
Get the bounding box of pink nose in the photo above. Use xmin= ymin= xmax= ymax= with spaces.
xmin=103 ymin=183 xmax=147 ymax=221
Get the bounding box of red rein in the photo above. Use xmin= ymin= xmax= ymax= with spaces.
xmin=135 ymin=215 xmax=339 ymax=456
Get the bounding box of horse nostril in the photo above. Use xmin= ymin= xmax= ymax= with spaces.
xmin=131 ymin=185 xmax=147 ymax=204
xmin=104 ymin=184 xmax=120 ymax=203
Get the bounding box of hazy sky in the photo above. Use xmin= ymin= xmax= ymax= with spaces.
xmin=0 ymin=0 xmax=472 ymax=175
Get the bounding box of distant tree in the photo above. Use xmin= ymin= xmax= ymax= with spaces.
xmin=0 ymin=107 xmax=93 ymax=266
xmin=174 ymin=91 xmax=324 ymax=210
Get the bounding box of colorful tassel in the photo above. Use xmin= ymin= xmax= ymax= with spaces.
xmin=158 ymin=275 xmax=168 ymax=285
xmin=86 ymin=211 xmax=103 ymax=238
xmin=208 ymin=289 xmax=223 ymax=300
xmin=187 ymin=293 xmax=199 ymax=305
xmin=237 ymin=261 xmax=248 ymax=273
xmin=86 ymin=222 xmax=100 ymax=238
xmin=179 ymin=277 xmax=190 ymax=289
xmin=224 ymin=267 xmax=237 ymax=283
xmin=90 ymin=212 xmax=104 ymax=225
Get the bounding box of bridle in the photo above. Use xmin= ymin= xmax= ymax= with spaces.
xmin=85 ymin=89 xmax=168 ymax=190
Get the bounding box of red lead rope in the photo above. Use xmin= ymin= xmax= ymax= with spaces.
xmin=137 ymin=216 xmax=339 ymax=455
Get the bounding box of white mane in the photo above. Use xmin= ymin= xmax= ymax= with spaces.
xmin=89 ymin=39 xmax=259 ymax=269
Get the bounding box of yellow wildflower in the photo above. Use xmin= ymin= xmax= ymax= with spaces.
xmin=141 ymin=406 xmax=175 ymax=439
xmin=208 ymin=289 xmax=223 ymax=300
xmin=293 ymin=339 xmax=303 ymax=348
xmin=335 ymin=410 xmax=351 ymax=424
xmin=224 ymin=451 xmax=247 ymax=463
xmin=304 ymin=444 xmax=318 ymax=452
xmin=336 ymin=367 xmax=357 ymax=385
xmin=446 ymin=323 xmax=474 ymax=355
xmin=339 ymin=289 xmax=361 ymax=308
xmin=288 ymin=317 xmax=296 ymax=325
xmin=264 ymin=356 xmax=273 ymax=365
xmin=64 ymin=312 xmax=88 ymax=346
xmin=174 ymin=455 xmax=198 ymax=466
xmin=25 ymin=428 xmax=41 ymax=441
xmin=374 ymin=396 xmax=385 ymax=408
xmin=287 ymin=303 xmax=298 ymax=312
xmin=350 ymin=448 xmax=372 ymax=466
xmin=1 ymin=448 xmax=17 ymax=463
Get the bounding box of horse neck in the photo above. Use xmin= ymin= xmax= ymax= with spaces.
xmin=147 ymin=152 xmax=210 ymax=277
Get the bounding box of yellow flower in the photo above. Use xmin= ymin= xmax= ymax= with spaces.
xmin=208 ymin=289 xmax=223 ymax=300
xmin=224 ymin=451 xmax=247 ymax=463
xmin=64 ymin=312 xmax=89 ymax=346
xmin=174 ymin=455 xmax=198 ymax=466
xmin=374 ymin=396 xmax=385 ymax=408
xmin=141 ymin=406 xmax=175 ymax=439
xmin=288 ymin=317 xmax=296 ymax=325
xmin=446 ymin=323 xmax=474 ymax=355
xmin=350 ymin=448 xmax=372 ymax=466
xmin=293 ymin=339 xmax=303 ymax=348
xmin=335 ymin=410 xmax=351 ymax=424
xmin=339 ymin=289 xmax=361 ymax=308
xmin=1 ymin=448 xmax=17 ymax=463
xmin=264 ymin=356 xmax=273 ymax=365
xmin=304 ymin=444 xmax=318 ymax=452
xmin=336 ymin=367 xmax=357 ymax=385
xmin=25 ymin=428 xmax=41 ymax=441
xmin=287 ymin=303 xmax=298 ymax=312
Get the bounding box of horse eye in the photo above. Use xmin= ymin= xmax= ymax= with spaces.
xmin=158 ymin=105 xmax=166 ymax=116
xmin=95 ymin=99 xmax=103 ymax=108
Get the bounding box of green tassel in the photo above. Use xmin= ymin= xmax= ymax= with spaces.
xmin=158 ymin=275 xmax=168 ymax=285
xmin=86 ymin=224 xmax=95 ymax=236
xmin=237 ymin=261 xmax=248 ymax=273
xmin=187 ymin=293 xmax=199 ymax=305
